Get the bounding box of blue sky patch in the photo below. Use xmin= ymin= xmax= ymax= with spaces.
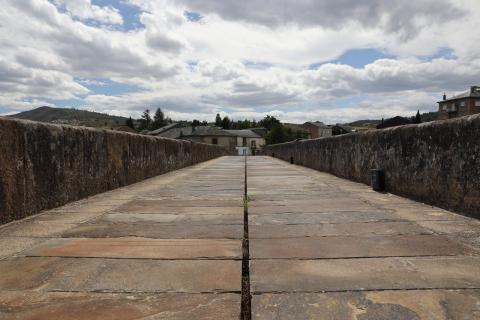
xmin=44 ymin=98 xmax=85 ymax=108
xmin=0 ymin=106 xmax=17 ymax=115
xmin=184 ymin=11 xmax=202 ymax=22
xmin=92 ymin=0 xmax=143 ymax=30
xmin=310 ymin=48 xmax=395 ymax=69
xmin=419 ymin=47 xmax=456 ymax=61
xmin=80 ymin=78 xmax=143 ymax=96
xmin=335 ymin=95 xmax=369 ymax=107
xmin=243 ymin=60 xmax=274 ymax=70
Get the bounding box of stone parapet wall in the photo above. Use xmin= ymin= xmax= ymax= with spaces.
xmin=0 ymin=117 xmax=227 ymax=224
xmin=263 ymin=114 xmax=480 ymax=218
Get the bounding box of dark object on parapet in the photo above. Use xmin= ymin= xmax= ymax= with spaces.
xmin=371 ymin=169 xmax=385 ymax=192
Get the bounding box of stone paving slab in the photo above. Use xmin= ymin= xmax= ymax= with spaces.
xmin=249 ymin=211 xmax=404 ymax=225
xmin=249 ymin=205 xmax=385 ymax=214
xmin=114 ymin=199 xmax=243 ymax=212
xmin=62 ymin=223 xmax=243 ymax=239
xmin=30 ymin=210 xmax=111 ymax=224
xmin=250 ymin=256 xmax=480 ymax=293
xmin=140 ymin=194 xmax=243 ymax=201
xmin=247 ymin=189 xmax=349 ymax=198
xmin=0 ymin=237 xmax=48 ymax=259
xmin=0 ymin=257 xmax=241 ymax=293
xmin=417 ymin=219 xmax=480 ymax=233
xmin=0 ymin=221 xmax=78 ymax=238
xmin=252 ymin=290 xmax=480 ymax=320
xmin=379 ymin=206 xmax=470 ymax=222
xmin=45 ymin=201 xmax=126 ymax=213
xmin=249 ymin=221 xmax=433 ymax=238
xmin=112 ymin=205 xmax=243 ymax=215
xmin=96 ymin=212 xmax=243 ymax=225
xmin=0 ymin=291 xmax=241 ymax=320
xmin=25 ymin=238 xmax=242 ymax=260
xmin=250 ymin=199 xmax=373 ymax=208
xmin=250 ymin=235 xmax=469 ymax=259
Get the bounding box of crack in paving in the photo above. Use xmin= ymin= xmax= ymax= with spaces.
xmin=241 ymin=155 xmax=252 ymax=320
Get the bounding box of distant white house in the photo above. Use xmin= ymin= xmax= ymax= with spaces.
xmin=226 ymin=129 xmax=266 ymax=155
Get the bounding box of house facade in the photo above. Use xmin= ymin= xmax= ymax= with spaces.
xmin=226 ymin=130 xmax=265 ymax=155
xmin=331 ymin=124 xmax=353 ymax=135
xmin=302 ymin=121 xmax=332 ymax=138
xmin=181 ymin=127 xmax=236 ymax=152
xmin=438 ymin=86 xmax=480 ymax=120
xmin=148 ymin=123 xmax=194 ymax=138
xmin=181 ymin=127 xmax=265 ymax=155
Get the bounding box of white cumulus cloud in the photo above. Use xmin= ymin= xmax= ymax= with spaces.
xmin=52 ymin=0 xmax=124 ymax=25
xmin=0 ymin=0 xmax=479 ymax=123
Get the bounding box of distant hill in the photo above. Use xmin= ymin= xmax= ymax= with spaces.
xmin=346 ymin=111 xmax=439 ymax=127
xmin=9 ymin=106 xmax=129 ymax=129
xmin=346 ymin=119 xmax=382 ymax=127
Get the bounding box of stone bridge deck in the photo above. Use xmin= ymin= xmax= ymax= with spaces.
xmin=0 ymin=156 xmax=479 ymax=319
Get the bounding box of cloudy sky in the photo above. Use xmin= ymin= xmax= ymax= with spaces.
xmin=1 ymin=0 xmax=479 ymax=123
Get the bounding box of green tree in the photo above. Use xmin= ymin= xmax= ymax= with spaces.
xmin=139 ymin=109 xmax=152 ymax=130
xmin=126 ymin=117 xmax=135 ymax=130
xmin=259 ymin=115 xmax=280 ymax=131
xmin=221 ymin=116 xmax=231 ymax=129
xmin=414 ymin=110 xmax=422 ymax=124
xmin=192 ymin=119 xmax=201 ymax=126
xmin=265 ymin=124 xmax=287 ymax=145
xmin=295 ymin=129 xmax=308 ymax=139
xmin=151 ymin=108 xmax=165 ymax=130
xmin=215 ymin=113 xmax=222 ymax=127
xmin=236 ymin=119 xmax=253 ymax=129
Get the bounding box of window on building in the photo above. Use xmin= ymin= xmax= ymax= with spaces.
xmin=212 ymin=138 xmax=218 ymax=145
xmin=476 ymin=99 xmax=480 ymax=107
xmin=460 ymin=101 xmax=465 ymax=107
xmin=242 ymin=137 xmax=247 ymax=146
xmin=251 ymin=140 xmax=256 ymax=148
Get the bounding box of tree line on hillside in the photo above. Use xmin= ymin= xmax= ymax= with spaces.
xmin=213 ymin=113 xmax=258 ymax=129
xmin=125 ymin=108 xmax=173 ymax=131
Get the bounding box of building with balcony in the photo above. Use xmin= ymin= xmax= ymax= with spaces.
xmin=438 ymin=86 xmax=480 ymax=119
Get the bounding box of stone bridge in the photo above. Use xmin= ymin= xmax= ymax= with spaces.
xmin=0 ymin=156 xmax=479 ymax=319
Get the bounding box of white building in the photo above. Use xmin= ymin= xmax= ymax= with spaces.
xmin=226 ymin=129 xmax=265 ymax=155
